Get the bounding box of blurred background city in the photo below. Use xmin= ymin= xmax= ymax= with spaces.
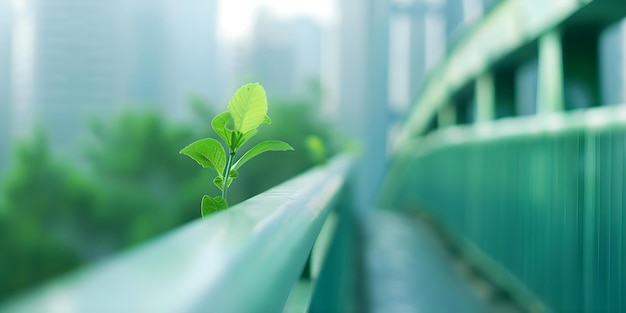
xmin=1 ymin=0 xmax=626 ymax=311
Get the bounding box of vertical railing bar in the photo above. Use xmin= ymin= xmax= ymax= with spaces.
xmin=537 ymin=30 xmax=564 ymax=114
xmin=476 ymin=72 xmax=495 ymax=122
xmin=583 ymin=129 xmax=596 ymax=311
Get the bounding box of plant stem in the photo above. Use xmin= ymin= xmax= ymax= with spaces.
xmin=222 ymin=150 xmax=235 ymax=200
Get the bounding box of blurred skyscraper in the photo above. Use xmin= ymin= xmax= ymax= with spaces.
xmin=11 ymin=0 xmax=125 ymax=152
xmin=600 ymin=19 xmax=626 ymax=105
xmin=166 ymin=0 xmax=218 ymax=115
xmin=6 ymin=0 xmax=218 ymax=160
xmin=245 ymin=10 xmax=322 ymax=101
xmin=0 ymin=0 xmax=12 ymax=171
xmin=290 ymin=18 xmax=323 ymax=97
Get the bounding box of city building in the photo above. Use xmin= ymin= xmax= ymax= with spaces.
xmin=245 ymin=10 xmax=322 ymax=102
xmin=10 ymin=0 xmax=124 ymax=153
xmin=8 ymin=0 xmax=219 ymax=159
xmin=0 ymin=0 xmax=12 ymax=171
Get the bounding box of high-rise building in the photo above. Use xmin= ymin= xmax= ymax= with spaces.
xmin=11 ymin=0 xmax=127 ymax=152
xmin=8 ymin=0 xmax=219 ymax=156
xmin=0 ymin=0 xmax=12 ymax=170
xmin=246 ymin=10 xmax=296 ymax=101
xmin=289 ymin=18 xmax=323 ymax=97
xmin=600 ymin=18 xmax=626 ymax=105
xmin=246 ymin=11 xmax=322 ymax=101
xmin=165 ymin=0 xmax=219 ymax=116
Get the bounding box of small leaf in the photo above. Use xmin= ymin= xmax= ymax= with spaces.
xmin=213 ymin=176 xmax=224 ymax=190
xmin=232 ymin=140 xmax=293 ymax=172
xmin=234 ymin=129 xmax=258 ymax=150
xmin=222 ymin=169 xmax=239 ymax=186
xmin=227 ymin=83 xmax=268 ymax=134
xmin=201 ymin=195 xmax=229 ymax=217
xmin=224 ymin=170 xmax=238 ymax=188
xmin=263 ymin=115 xmax=271 ymax=124
xmin=180 ymin=138 xmax=226 ymax=176
xmin=213 ymin=196 xmax=228 ymax=210
xmin=212 ymin=112 xmax=234 ymax=147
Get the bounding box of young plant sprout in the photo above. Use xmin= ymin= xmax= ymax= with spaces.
xmin=180 ymin=83 xmax=293 ymax=216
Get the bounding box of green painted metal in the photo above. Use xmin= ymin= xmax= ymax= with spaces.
xmin=309 ymin=186 xmax=364 ymax=313
xmin=395 ymin=0 xmax=626 ymax=148
xmin=385 ymin=105 xmax=626 ymax=312
xmin=0 ymin=156 xmax=352 ymax=313
xmin=283 ymin=281 xmax=313 ymax=313
xmin=475 ymin=72 xmax=495 ymax=122
xmin=537 ymin=30 xmax=564 ymax=113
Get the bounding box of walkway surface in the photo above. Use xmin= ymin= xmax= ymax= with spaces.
xmin=363 ymin=210 xmax=503 ymax=313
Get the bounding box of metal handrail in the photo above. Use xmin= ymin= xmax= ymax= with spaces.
xmin=384 ymin=103 xmax=626 ymax=311
xmin=0 ymin=156 xmax=352 ymax=313
xmin=413 ymin=104 xmax=626 ymax=155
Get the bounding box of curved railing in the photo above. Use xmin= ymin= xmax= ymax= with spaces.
xmin=386 ymin=105 xmax=626 ymax=312
xmin=0 ymin=156 xmax=352 ymax=313
xmin=385 ymin=0 xmax=626 ymax=311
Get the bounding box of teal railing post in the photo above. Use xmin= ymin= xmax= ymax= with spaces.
xmin=475 ymin=72 xmax=495 ymax=122
xmin=537 ymin=29 xmax=564 ymax=114
xmin=437 ymin=102 xmax=457 ymax=128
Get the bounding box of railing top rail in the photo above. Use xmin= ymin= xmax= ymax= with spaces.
xmin=0 ymin=156 xmax=353 ymax=313
xmin=404 ymin=105 xmax=626 ymax=156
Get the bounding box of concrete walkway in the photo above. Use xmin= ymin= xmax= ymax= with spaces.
xmin=363 ymin=210 xmax=497 ymax=313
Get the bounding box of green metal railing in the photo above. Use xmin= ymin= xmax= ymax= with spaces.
xmin=383 ymin=0 xmax=626 ymax=311
xmin=395 ymin=0 xmax=626 ymax=148
xmin=386 ymin=106 xmax=626 ymax=312
xmin=0 ymin=156 xmax=352 ymax=313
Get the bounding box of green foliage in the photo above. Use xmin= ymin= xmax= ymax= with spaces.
xmin=181 ymin=83 xmax=293 ymax=216
xmin=0 ymin=91 xmax=337 ymax=300
xmin=0 ymin=110 xmax=209 ymax=300
xmin=180 ymin=138 xmax=226 ymax=175
xmin=232 ymin=99 xmax=338 ymax=196
xmin=0 ymin=132 xmax=90 ymax=298
xmin=232 ymin=140 xmax=293 ymax=172
xmin=227 ymin=83 xmax=268 ymax=134
xmin=201 ymin=195 xmax=228 ymax=216
xmin=305 ymin=135 xmax=327 ymax=165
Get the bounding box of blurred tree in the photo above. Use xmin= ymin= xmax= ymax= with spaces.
xmin=84 ymin=109 xmax=215 ymax=247
xmin=0 ymin=132 xmax=87 ymax=298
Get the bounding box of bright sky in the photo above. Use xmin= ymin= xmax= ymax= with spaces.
xmin=217 ymin=0 xmax=336 ymax=41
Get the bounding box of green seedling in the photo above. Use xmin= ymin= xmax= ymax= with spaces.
xmin=180 ymin=83 xmax=293 ymax=217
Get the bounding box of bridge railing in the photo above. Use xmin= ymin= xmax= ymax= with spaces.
xmin=385 ymin=0 xmax=626 ymax=311
xmin=386 ymin=105 xmax=626 ymax=312
xmin=0 ymin=156 xmax=352 ymax=313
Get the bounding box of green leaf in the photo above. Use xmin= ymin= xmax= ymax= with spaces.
xmin=224 ymin=170 xmax=238 ymax=188
xmin=263 ymin=115 xmax=271 ymax=124
xmin=212 ymin=112 xmax=234 ymax=147
xmin=232 ymin=140 xmax=293 ymax=172
xmin=227 ymin=83 xmax=268 ymax=134
xmin=213 ymin=176 xmax=224 ymax=190
xmin=179 ymin=138 xmax=226 ymax=176
xmin=201 ymin=195 xmax=228 ymax=217
xmin=234 ymin=129 xmax=258 ymax=150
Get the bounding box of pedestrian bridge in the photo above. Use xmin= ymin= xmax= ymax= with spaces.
xmin=2 ymin=0 xmax=626 ymax=312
